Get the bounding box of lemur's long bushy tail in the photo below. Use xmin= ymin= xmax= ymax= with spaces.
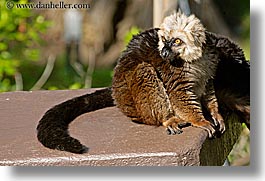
xmin=207 ymin=32 xmax=250 ymax=128
xmin=37 ymin=87 xmax=114 ymax=153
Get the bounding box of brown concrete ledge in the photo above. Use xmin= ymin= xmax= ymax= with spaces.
xmin=0 ymin=89 xmax=242 ymax=166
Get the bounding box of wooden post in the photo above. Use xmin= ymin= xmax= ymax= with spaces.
xmin=153 ymin=0 xmax=178 ymax=27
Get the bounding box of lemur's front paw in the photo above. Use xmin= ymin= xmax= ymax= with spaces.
xmin=163 ymin=116 xmax=184 ymax=135
xmin=212 ymin=113 xmax=225 ymax=134
xmin=192 ymin=120 xmax=216 ymax=138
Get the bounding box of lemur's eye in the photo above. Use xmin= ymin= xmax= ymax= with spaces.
xmin=162 ymin=36 xmax=166 ymax=42
xmin=175 ymin=38 xmax=182 ymax=45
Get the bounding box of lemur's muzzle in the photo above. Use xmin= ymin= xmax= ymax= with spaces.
xmin=160 ymin=41 xmax=182 ymax=67
xmin=161 ymin=46 xmax=171 ymax=59
xmin=160 ymin=39 xmax=177 ymax=59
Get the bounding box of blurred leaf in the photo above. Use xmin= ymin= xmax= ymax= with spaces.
xmin=48 ymin=86 xmax=59 ymax=90
xmin=69 ymin=83 xmax=82 ymax=90
xmin=24 ymin=49 xmax=40 ymax=61
xmin=0 ymin=59 xmax=19 ymax=76
xmin=0 ymin=43 xmax=8 ymax=51
xmin=124 ymin=26 xmax=141 ymax=45
xmin=1 ymin=51 xmax=12 ymax=59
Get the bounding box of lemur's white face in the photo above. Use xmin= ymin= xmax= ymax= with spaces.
xmin=157 ymin=12 xmax=206 ymax=63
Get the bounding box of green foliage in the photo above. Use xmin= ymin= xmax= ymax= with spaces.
xmin=19 ymin=54 xmax=113 ymax=90
xmin=124 ymin=26 xmax=141 ymax=45
xmin=0 ymin=0 xmax=50 ymax=92
xmin=91 ymin=68 xmax=113 ymax=88
xmin=228 ymin=126 xmax=250 ymax=166
xmin=241 ymin=14 xmax=250 ymax=61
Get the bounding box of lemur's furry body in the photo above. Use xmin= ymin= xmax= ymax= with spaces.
xmin=37 ymin=13 xmax=250 ymax=153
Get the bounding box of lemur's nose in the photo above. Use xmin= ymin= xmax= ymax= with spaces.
xmin=161 ymin=46 xmax=170 ymax=59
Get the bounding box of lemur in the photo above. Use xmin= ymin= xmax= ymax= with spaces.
xmin=37 ymin=12 xmax=250 ymax=153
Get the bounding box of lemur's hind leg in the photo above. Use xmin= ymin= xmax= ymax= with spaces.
xmin=112 ymin=80 xmax=139 ymax=121
xmin=128 ymin=62 xmax=185 ymax=134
